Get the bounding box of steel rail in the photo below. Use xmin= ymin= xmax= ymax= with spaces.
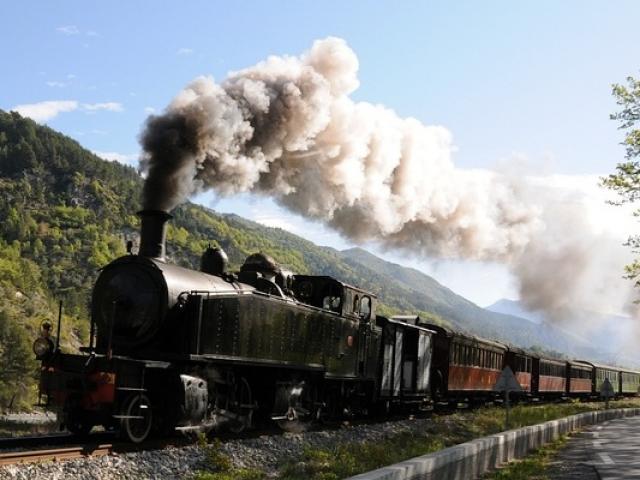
xmin=0 ymin=443 xmax=114 ymax=466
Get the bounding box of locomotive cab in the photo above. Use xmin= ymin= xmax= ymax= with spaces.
xmin=291 ymin=275 xmax=376 ymax=321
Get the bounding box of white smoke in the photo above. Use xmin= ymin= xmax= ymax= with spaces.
xmin=140 ymin=37 xmax=638 ymax=321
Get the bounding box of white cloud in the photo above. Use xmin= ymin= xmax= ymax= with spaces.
xmin=93 ymin=150 xmax=139 ymax=166
xmin=56 ymin=26 xmax=97 ymax=37
xmin=12 ymin=100 xmax=78 ymax=122
xmin=46 ymin=81 xmax=67 ymax=88
xmin=177 ymin=48 xmax=194 ymax=56
xmin=82 ymin=102 xmax=123 ymax=112
xmin=144 ymin=106 xmax=156 ymax=114
xmin=56 ymin=25 xmax=80 ymax=35
xmin=67 ymin=74 xmax=76 ymax=79
xmin=11 ymin=99 xmax=125 ymax=122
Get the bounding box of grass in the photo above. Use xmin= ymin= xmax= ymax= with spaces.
xmin=192 ymin=399 xmax=640 ymax=480
xmin=190 ymin=436 xmax=266 ymax=480
xmin=482 ymin=435 xmax=568 ymax=480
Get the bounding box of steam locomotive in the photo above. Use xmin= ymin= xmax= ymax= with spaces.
xmin=35 ymin=210 xmax=640 ymax=443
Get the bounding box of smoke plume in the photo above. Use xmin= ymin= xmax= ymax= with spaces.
xmin=140 ymin=37 xmax=637 ymax=321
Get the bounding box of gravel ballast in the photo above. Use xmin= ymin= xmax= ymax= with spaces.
xmin=0 ymin=416 xmax=438 ymax=480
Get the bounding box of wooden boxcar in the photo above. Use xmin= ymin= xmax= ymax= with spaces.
xmin=377 ymin=316 xmax=435 ymax=407
xmin=536 ymin=357 xmax=566 ymax=396
xmin=567 ymin=360 xmax=592 ymax=396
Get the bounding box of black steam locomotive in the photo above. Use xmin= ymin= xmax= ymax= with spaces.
xmin=35 ymin=210 xmax=640 ymax=443
xmin=36 ymin=210 xmax=434 ymax=442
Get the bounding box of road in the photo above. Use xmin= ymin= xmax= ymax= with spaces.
xmin=547 ymin=415 xmax=640 ymax=479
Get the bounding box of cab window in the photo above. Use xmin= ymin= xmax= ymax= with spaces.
xmin=360 ymin=296 xmax=372 ymax=321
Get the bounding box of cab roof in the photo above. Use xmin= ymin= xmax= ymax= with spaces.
xmin=293 ymin=275 xmax=377 ymax=298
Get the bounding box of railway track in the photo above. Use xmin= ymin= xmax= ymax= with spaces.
xmin=0 ymin=400 xmax=592 ymax=468
xmin=0 ymin=433 xmax=188 ymax=467
xmin=0 ymin=443 xmax=114 ymax=466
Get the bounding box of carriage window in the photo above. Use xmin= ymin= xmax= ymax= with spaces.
xmin=360 ymin=296 xmax=371 ymax=321
xmin=353 ymin=295 xmax=360 ymax=314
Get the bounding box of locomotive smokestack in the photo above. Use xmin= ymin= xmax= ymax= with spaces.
xmin=137 ymin=210 xmax=172 ymax=259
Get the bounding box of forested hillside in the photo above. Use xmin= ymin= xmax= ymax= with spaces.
xmin=0 ymin=110 xmax=618 ymax=410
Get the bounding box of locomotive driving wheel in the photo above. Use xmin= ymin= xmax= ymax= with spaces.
xmin=275 ymin=381 xmax=316 ymax=433
xmin=120 ymin=393 xmax=153 ymax=443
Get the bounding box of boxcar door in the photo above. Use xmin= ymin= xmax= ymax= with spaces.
xmin=416 ymin=331 xmax=432 ymax=394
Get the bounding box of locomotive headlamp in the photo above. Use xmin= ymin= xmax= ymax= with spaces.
xmin=33 ymin=337 xmax=53 ymax=359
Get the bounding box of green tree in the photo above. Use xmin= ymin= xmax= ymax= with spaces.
xmin=603 ymin=75 xmax=640 ymax=285
xmin=0 ymin=311 xmax=35 ymax=410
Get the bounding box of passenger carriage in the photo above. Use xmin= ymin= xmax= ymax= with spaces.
xmin=567 ymin=360 xmax=592 ymax=396
xmin=619 ymin=368 xmax=640 ymax=396
xmin=535 ymin=357 xmax=566 ymax=397
xmin=504 ymin=347 xmax=533 ymax=395
xmin=424 ymin=323 xmax=506 ymax=402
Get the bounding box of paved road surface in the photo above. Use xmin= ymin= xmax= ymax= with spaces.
xmin=546 ymin=415 xmax=640 ymax=479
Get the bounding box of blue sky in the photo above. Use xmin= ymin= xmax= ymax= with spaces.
xmin=2 ymin=1 xmax=639 ymax=306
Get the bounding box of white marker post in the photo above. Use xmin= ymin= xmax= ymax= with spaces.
xmin=600 ymin=377 xmax=615 ymax=409
xmin=494 ymin=366 xmax=523 ymax=430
